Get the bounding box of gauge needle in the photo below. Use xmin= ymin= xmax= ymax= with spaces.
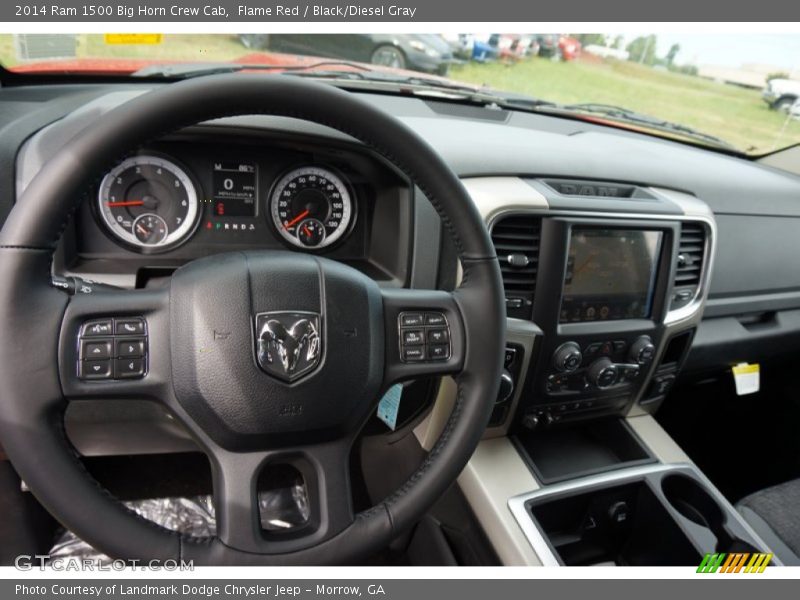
xmin=283 ymin=209 xmax=310 ymax=230
xmin=106 ymin=200 xmax=144 ymax=207
xmin=135 ymin=224 xmax=148 ymax=236
xmin=302 ymin=224 xmax=312 ymax=237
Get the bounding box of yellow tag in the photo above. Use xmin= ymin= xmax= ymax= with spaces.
xmin=104 ymin=34 xmax=163 ymax=45
xmin=732 ymin=363 xmax=760 ymax=395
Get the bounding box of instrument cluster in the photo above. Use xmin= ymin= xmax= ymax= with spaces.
xmin=93 ymin=147 xmax=362 ymax=254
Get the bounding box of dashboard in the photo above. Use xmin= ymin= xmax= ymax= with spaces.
xmin=3 ymin=81 xmax=800 ymax=455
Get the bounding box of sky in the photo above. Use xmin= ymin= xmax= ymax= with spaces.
xmin=654 ymin=34 xmax=800 ymax=73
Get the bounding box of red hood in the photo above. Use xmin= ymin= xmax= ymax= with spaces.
xmin=9 ymin=52 xmax=456 ymax=82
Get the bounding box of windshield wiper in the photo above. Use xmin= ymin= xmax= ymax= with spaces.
xmin=547 ymin=102 xmax=735 ymax=150
xmin=133 ymin=62 xmax=554 ymax=108
xmin=132 ymin=60 xmax=374 ymax=79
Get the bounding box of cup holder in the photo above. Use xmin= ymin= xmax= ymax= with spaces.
xmin=661 ymin=473 xmax=759 ymax=553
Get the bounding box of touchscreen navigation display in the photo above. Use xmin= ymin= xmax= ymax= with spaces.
xmin=560 ymin=228 xmax=663 ymax=323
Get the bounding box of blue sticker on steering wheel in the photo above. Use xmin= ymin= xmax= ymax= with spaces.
xmin=377 ymin=384 xmax=403 ymax=431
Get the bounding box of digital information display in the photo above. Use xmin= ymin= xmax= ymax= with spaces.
xmin=212 ymin=162 xmax=257 ymax=217
xmin=560 ymin=228 xmax=663 ymax=323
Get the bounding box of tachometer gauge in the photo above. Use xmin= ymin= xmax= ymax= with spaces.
xmin=97 ymin=155 xmax=200 ymax=251
xmin=270 ymin=166 xmax=355 ymax=250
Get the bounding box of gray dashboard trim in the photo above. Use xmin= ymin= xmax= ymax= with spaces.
xmin=704 ymin=290 xmax=800 ymax=318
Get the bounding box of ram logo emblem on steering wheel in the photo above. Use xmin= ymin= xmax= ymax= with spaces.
xmin=255 ymin=311 xmax=321 ymax=382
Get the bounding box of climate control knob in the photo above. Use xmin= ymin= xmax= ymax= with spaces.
xmin=629 ymin=336 xmax=656 ymax=365
xmin=587 ymin=357 xmax=619 ymax=389
xmin=553 ymin=342 xmax=583 ymax=373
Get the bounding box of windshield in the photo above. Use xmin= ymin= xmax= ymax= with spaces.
xmin=2 ymin=32 xmax=799 ymax=155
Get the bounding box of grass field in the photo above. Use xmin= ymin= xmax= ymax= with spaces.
xmin=451 ymin=57 xmax=800 ymax=154
xmin=0 ymin=33 xmax=248 ymax=65
xmin=1 ymin=34 xmax=798 ymax=154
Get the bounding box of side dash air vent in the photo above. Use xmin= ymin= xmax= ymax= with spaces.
xmin=490 ymin=215 xmax=541 ymax=319
xmin=671 ymin=222 xmax=706 ymax=310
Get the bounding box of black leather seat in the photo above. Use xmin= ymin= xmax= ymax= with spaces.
xmin=737 ymin=479 xmax=800 ymax=565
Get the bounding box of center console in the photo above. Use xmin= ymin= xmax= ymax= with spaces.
xmin=509 ymin=463 xmax=772 ymax=566
xmin=448 ymin=177 xmax=747 ymax=567
xmin=521 ymin=218 xmax=681 ymax=428
xmin=480 ymin=202 xmax=713 ymax=434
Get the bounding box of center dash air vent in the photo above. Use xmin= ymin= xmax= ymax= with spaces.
xmin=671 ymin=222 xmax=706 ymax=310
xmin=490 ymin=215 xmax=541 ymax=319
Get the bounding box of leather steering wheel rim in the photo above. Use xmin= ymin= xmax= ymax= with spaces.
xmin=0 ymin=75 xmax=505 ymax=565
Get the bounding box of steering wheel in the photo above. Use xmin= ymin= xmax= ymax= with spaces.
xmin=0 ymin=75 xmax=504 ymax=565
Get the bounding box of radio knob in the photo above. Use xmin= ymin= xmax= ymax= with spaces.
xmin=588 ymin=358 xmax=619 ymax=389
xmin=553 ymin=342 xmax=583 ymax=373
xmin=629 ymin=336 xmax=656 ymax=365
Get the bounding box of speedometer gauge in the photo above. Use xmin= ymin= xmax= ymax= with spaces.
xmin=269 ymin=166 xmax=355 ymax=249
xmin=97 ymin=155 xmax=200 ymax=252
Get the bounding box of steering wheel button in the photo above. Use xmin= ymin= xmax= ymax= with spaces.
xmin=81 ymin=319 xmax=113 ymax=337
xmin=114 ymin=318 xmax=145 ymax=335
xmin=114 ymin=358 xmax=144 ymax=378
xmin=428 ymin=344 xmax=450 ymax=360
xmin=424 ymin=312 xmax=447 ymax=326
xmin=427 ymin=328 xmax=449 ymax=344
xmin=402 ymin=346 xmax=426 ymax=362
xmin=116 ymin=338 xmax=145 ymax=358
xmin=402 ymin=330 xmax=425 ymax=346
xmin=81 ymin=339 xmax=111 ymax=360
xmin=79 ymin=359 xmax=112 ymax=380
xmin=400 ymin=313 xmax=424 ymax=327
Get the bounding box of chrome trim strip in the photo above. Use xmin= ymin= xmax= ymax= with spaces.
xmin=507 ymin=462 xmax=781 ymax=566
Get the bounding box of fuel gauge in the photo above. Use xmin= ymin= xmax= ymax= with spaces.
xmin=132 ymin=214 xmax=169 ymax=246
xmin=296 ymin=218 xmax=326 ymax=248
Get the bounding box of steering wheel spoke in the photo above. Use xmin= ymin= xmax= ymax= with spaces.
xmin=58 ymin=286 xmax=171 ymax=402
xmin=209 ymin=437 xmax=355 ymax=554
xmin=381 ymin=288 xmax=465 ymax=386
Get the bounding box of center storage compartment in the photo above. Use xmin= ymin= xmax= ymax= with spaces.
xmin=515 ymin=418 xmax=655 ymax=484
xmin=529 ymin=479 xmax=701 ymax=565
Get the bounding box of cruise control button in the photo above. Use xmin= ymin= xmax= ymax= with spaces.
xmin=402 ymin=330 xmax=425 ymax=346
xmin=80 ymin=359 xmax=112 ymax=380
xmin=115 ymin=318 xmax=145 ymax=335
xmin=82 ymin=319 xmax=113 ymax=337
xmin=402 ymin=346 xmax=426 ymax=362
xmin=115 ymin=358 xmax=144 ymax=378
xmin=81 ymin=339 xmax=111 ymax=360
xmin=117 ymin=338 xmax=145 ymax=358
xmin=504 ymin=348 xmax=517 ymax=368
xmin=427 ymin=328 xmax=449 ymax=344
xmin=400 ymin=313 xmax=424 ymax=327
xmin=424 ymin=312 xmax=447 ymax=326
xmin=428 ymin=344 xmax=450 ymax=360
